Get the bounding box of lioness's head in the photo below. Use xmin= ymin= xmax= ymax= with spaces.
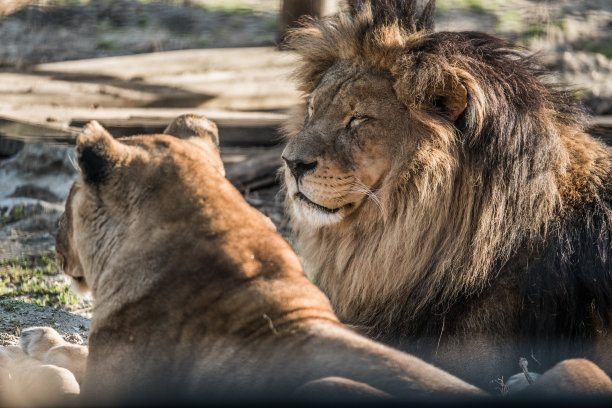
xmin=55 ymin=115 xmax=223 ymax=295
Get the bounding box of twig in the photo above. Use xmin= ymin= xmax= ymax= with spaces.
xmin=434 ymin=316 xmax=445 ymax=357
xmin=530 ymin=350 xmax=541 ymax=366
xmin=519 ymin=357 xmax=535 ymax=385
xmin=493 ymin=377 xmax=509 ymax=397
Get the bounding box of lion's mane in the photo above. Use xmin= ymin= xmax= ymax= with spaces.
xmin=283 ymin=0 xmax=612 ymax=385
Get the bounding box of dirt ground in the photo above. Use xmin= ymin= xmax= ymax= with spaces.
xmin=0 ymin=298 xmax=89 ymax=346
xmin=1 ymin=0 xmax=611 ymax=347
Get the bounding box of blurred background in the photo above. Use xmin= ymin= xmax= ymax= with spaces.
xmin=1 ymin=0 xmax=611 ymax=114
xmin=0 ymin=0 xmax=611 ymax=344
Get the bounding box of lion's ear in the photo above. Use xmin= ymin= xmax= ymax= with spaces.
xmin=165 ymin=114 xmax=225 ymax=176
xmin=433 ymin=78 xmax=468 ymax=122
xmin=164 ymin=114 xmax=219 ymax=147
xmin=76 ymin=121 xmax=125 ymax=184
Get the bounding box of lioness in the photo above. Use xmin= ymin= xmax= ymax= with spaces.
xmin=282 ymin=0 xmax=612 ymax=391
xmin=24 ymin=114 xmax=483 ymax=404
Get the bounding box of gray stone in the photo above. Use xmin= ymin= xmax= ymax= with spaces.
xmin=0 ymin=143 xmax=78 ymax=202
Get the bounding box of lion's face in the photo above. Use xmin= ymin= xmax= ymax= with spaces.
xmin=282 ymin=62 xmax=423 ymax=226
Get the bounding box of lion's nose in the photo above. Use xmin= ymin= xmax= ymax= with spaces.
xmin=282 ymin=156 xmax=318 ymax=180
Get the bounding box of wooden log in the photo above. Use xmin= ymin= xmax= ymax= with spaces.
xmin=0 ymin=116 xmax=79 ymax=145
xmin=1 ymin=114 xmax=611 ymax=163
xmin=278 ymin=0 xmax=339 ymax=44
xmin=225 ymin=146 xmax=284 ymax=192
xmin=69 ymin=116 xmax=285 ymax=147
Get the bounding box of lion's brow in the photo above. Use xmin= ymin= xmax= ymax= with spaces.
xmin=313 ymin=70 xmax=367 ymax=113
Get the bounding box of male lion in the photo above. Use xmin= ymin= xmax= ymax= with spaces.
xmin=16 ymin=114 xmax=484 ymax=404
xmin=281 ymin=0 xmax=612 ymax=391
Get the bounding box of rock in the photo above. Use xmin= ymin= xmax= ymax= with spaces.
xmin=555 ymin=51 xmax=612 ymax=115
xmin=0 ymin=198 xmax=66 ymax=258
xmin=0 ymin=198 xmax=64 ymax=223
xmin=595 ymin=53 xmax=612 ymax=71
xmin=10 ymin=185 xmax=62 ymax=202
xmin=0 ymin=143 xmax=78 ymax=202
xmin=0 ymin=137 xmax=24 ymax=159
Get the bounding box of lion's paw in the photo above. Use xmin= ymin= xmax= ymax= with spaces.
xmin=20 ymin=327 xmax=65 ymax=360
xmin=0 ymin=345 xmax=80 ymax=406
xmin=515 ymin=359 xmax=612 ymax=396
xmin=19 ymin=327 xmax=88 ymax=385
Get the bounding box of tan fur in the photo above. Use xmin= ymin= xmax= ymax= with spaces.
xmin=525 ymin=359 xmax=612 ymax=396
xmin=0 ymin=346 xmax=79 ymax=407
xmin=282 ymin=2 xmax=612 ymax=390
xmin=19 ymin=327 xmax=88 ymax=385
xmin=47 ymin=115 xmax=484 ymax=404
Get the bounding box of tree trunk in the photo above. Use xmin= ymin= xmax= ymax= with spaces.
xmin=278 ymin=0 xmax=338 ymax=44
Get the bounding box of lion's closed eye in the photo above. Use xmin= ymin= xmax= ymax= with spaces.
xmin=346 ymin=116 xmax=369 ymax=130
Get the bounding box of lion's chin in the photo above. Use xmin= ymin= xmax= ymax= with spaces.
xmin=290 ymin=194 xmax=346 ymax=228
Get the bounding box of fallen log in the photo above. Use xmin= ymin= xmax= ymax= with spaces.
xmin=0 ymin=116 xmax=79 ymax=144
xmin=225 ymin=146 xmax=284 ymax=193
xmin=69 ymin=115 xmax=285 ymax=147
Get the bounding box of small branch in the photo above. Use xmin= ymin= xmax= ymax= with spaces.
xmin=434 ymin=316 xmax=445 ymax=357
xmin=530 ymin=350 xmax=541 ymax=366
xmin=519 ymin=357 xmax=535 ymax=385
xmin=493 ymin=377 xmax=509 ymax=397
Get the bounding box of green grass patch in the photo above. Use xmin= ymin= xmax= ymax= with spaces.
xmin=0 ymin=252 xmax=82 ymax=308
xmin=586 ymin=42 xmax=612 ymax=59
xmin=1 ymin=299 xmax=20 ymax=313
xmin=37 ymin=0 xmax=91 ymax=6
xmin=201 ymin=0 xmax=255 ymax=14
xmin=97 ymin=38 xmax=120 ymax=52
xmin=524 ymin=23 xmax=547 ymax=40
xmin=137 ymin=15 xmax=149 ymax=28
xmin=495 ymin=8 xmax=521 ymax=33
xmin=465 ymin=0 xmax=485 ymax=13
xmin=437 ymin=0 xmax=488 ymax=14
xmin=523 ymin=19 xmax=567 ymax=41
xmin=263 ymin=16 xmax=277 ymax=32
xmin=0 ymin=205 xmax=26 ymax=226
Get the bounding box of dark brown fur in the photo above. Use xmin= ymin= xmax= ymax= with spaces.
xmin=282 ymin=0 xmax=612 ymax=391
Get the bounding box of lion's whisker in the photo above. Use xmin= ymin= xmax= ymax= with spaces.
xmin=351 ymin=179 xmax=383 ymax=213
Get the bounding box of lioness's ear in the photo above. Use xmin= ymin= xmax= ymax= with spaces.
xmin=164 ymin=114 xmax=219 ymax=146
xmin=433 ymin=77 xmax=468 ymax=122
xmin=165 ymin=114 xmax=225 ymax=176
xmin=76 ymin=121 xmax=125 ymax=184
